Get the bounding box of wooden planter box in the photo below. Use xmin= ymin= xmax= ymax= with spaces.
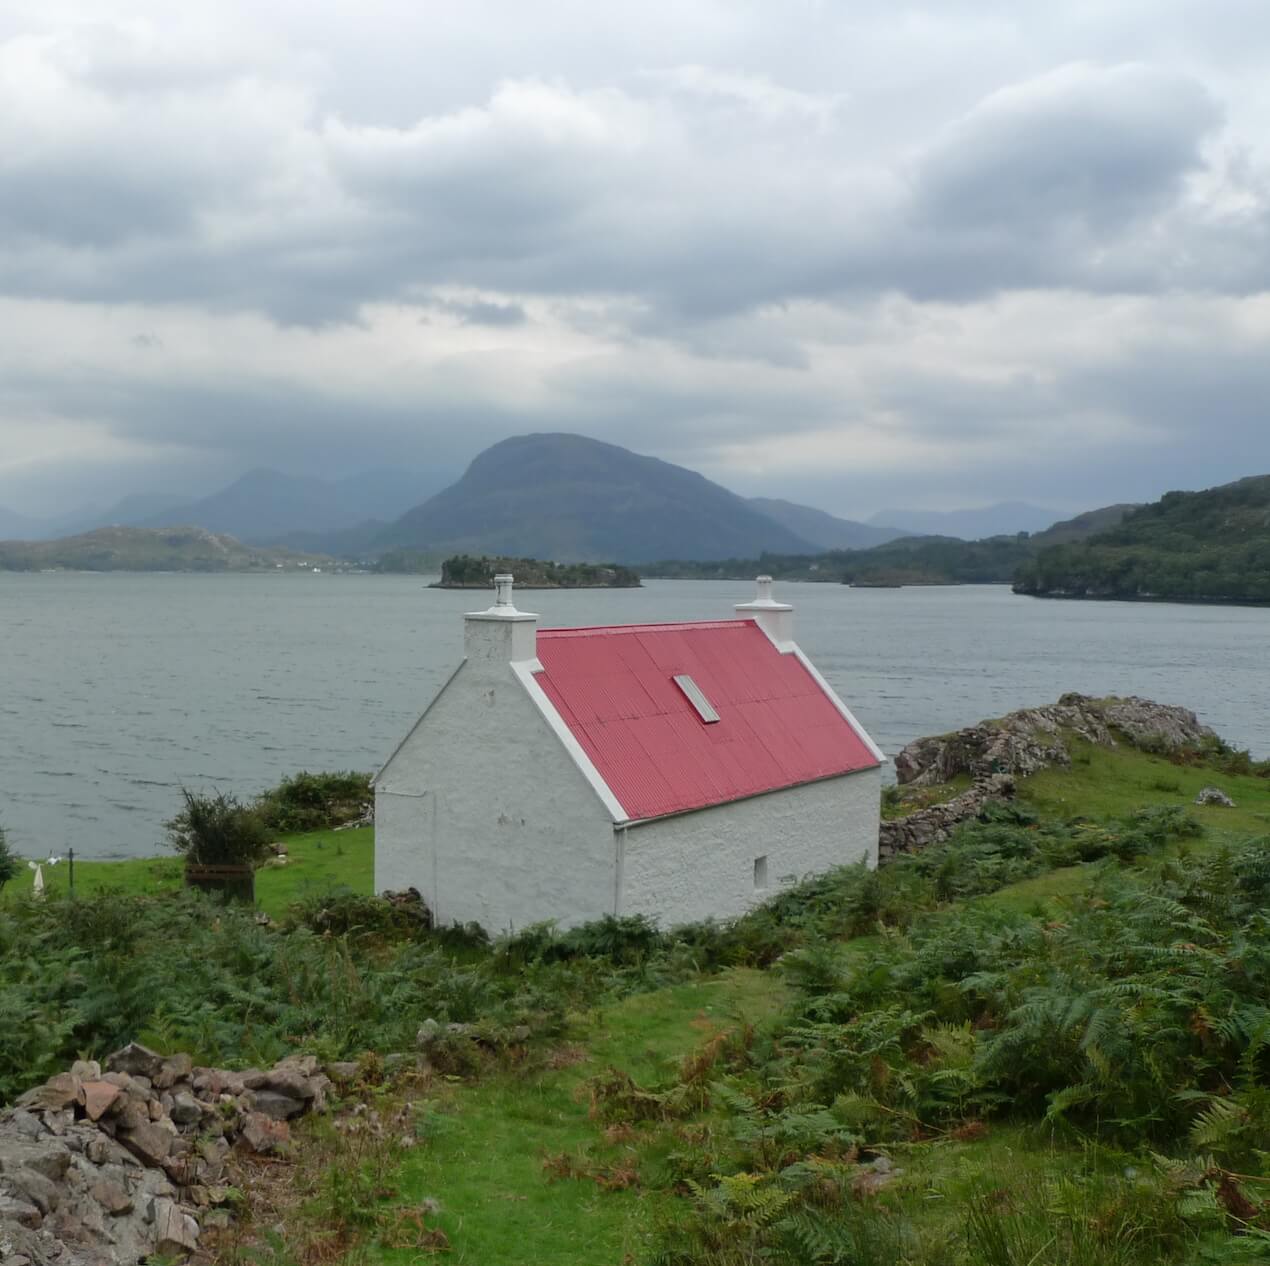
xmin=184 ymin=863 xmax=256 ymax=903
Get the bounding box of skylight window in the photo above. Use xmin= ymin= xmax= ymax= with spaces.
xmin=673 ymin=674 xmax=720 ymax=723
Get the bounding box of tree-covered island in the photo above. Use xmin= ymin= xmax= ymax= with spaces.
xmin=428 ymin=553 xmax=642 ymax=588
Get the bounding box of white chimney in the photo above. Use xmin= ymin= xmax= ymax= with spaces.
xmin=464 ymin=573 xmax=538 ymax=664
xmin=735 ymin=574 xmax=794 ymax=645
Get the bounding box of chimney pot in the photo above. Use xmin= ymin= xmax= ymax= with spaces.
xmin=735 ymin=574 xmax=794 ymax=645
xmin=464 ymin=572 xmax=539 ymax=663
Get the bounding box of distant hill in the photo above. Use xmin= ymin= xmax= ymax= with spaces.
xmin=1015 ymin=476 xmax=1270 ymax=603
xmin=375 ymin=433 xmax=819 ymax=562
xmin=140 ymin=467 xmax=442 ymax=544
xmin=747 ymin=498 xmax=907 ymax=550
xmin=1029 ymin=503 xmax=1138 ymax=547
xmin=870 ymin=501 xmax=1065 ymax=540
xmin=56 ymin=492 xmax=194 ymax=537
xmin=647 ymin=498 xmax=1134 ymax=584
xmin=0 ymin=526 xmax=331 ymax=572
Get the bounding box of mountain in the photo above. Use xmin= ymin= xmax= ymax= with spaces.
xmin=1015 ymin=476 xmax=1270 ymax=603
xmin=55 ymin=492 xmax=194 ymax=537
xmin=747 ymin=498 xmax=907 ymax=550
xmin=0 ymin=526 xmax=332 ymax=572
xmin=140 ymin=467 xmax=441 ymax=544
xmin=375 ymin=433 xmax=819 ymax=562
xmin=870 ymin=501 xmax=1065 ymax=540
xmin=0 ymin=505 xmax=47 ymax=540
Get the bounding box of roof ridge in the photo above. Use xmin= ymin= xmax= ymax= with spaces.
xmin=537 ymin=619 xmax=754 ymax=638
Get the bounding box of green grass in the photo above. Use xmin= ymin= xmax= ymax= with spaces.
xmin=0 ymin=826 xmax=374 ymax=921
xmin=1021 ymin=740 xmax=1270 ymax=837
xmin=379 ymin=971 xmax=788 ymax=1266
xmin=8 ymin=737 xmax=1270 ymax=1264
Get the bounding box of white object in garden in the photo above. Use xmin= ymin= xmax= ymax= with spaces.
xmin=27 ymin=855 xmax=61 ymax=899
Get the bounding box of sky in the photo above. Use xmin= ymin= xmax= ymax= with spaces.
xmin=1 ymin=0 xmax=1269 ymax=520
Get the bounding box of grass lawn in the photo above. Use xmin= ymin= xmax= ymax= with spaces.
xmin=378 ymin=970 xmax=789 ymax=1266
xmin=1019 ymin=739 xmax=1270 ymax=836
xmin=0 ymin=826 xmax=374 ymax=921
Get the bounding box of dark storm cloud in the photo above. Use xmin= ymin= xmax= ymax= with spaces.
xmin=436 ymin=298 xmax=529 ymax=327
xmin=1 ymin=47 xmax=1254 ymax=321
xmin=3 ymin=2 xmax=1270 ymax=517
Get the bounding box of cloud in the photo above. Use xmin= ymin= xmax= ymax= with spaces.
xmin=1 ymin=2 xmax=1269 ymax=518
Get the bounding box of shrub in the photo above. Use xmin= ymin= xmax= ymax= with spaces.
xmin=165 ymin=789 xmax=273 ymax=868
xmin=255 ymin=770 xmax=372 ymax=834
xmin=0 ymin=825 xmax=17 ymax=892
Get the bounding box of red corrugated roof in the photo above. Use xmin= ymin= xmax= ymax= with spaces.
xmin=533 ymin=619 xmax=879 ymax=822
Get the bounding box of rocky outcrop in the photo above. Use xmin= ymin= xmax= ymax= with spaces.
xmin=879 ymin=775 xmax=1015 ymax=862
xmin=0 ymin=1046 xmax=334 ymax=1266
xmin=893 ymin=694 xmax=1215 ymax=788
xmin=879 ymin=695 xmax=1217 ymax=863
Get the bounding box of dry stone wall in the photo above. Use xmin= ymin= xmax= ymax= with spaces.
xmin=0 ymin=1044 xmax=341 ymax=1266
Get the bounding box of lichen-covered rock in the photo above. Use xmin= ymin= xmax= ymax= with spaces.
xmin=893 ymin=694 xmax=1214 ymax=787
xmin=1195 ymin=785 xmax=1235 ymax=807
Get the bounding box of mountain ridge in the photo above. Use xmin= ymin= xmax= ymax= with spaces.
xmin=373 ymin=433 xmax=820 ymax=562
xmin=746 ymin=497 xmax=907 ymax=550
xmin=870 ymin=500 xmax=1066 ymax=540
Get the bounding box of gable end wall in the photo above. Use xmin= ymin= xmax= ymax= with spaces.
xmin=374 ymin=659 xmax=616 ymax=933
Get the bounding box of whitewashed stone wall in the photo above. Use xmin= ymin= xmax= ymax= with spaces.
xmin=618 ymin=765 xmax=881 ymax=927
xmin=375 ymin=656 xmax=615 ymax=934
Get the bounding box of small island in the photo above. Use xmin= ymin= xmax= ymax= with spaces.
xmin=430 ymin=553 xmax=642 ymax=589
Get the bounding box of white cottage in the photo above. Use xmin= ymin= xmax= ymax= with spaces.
xmin=374 ymin=576 xmax=884 ymax=933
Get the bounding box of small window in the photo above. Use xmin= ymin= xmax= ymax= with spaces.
xmin=753 ymin=855 xmax=768 ymax=890
xmin=673 ymin=674 xmax=720 ymax=723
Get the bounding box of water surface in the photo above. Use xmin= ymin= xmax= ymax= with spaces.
xmin=2 ymin=574 xmax=1265 ymax=858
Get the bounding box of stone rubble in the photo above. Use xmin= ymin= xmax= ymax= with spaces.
xmin=880 ymin=695 xmax=1217 ymax=859
xmin=0 ymin=1044 xmax=337 ymax=1266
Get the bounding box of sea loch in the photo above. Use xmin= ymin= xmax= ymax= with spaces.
xmin=2 ymin=573 xmax=1267 ymax=859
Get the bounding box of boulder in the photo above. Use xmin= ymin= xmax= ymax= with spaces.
xmin=79 ymin=1083 xmax=122 ymax=1124
xmin=152 ymin=1055 xmax=193 ymax=1092
xmin=88 ymin=1179 xmax=133 ymax=1217
xmin=324 ymin=1061 xmax=362 ymax=1085
xmin=0 ymin=1169 xmax=59 ymax=1216
xmin=249 ymin=1092 xmax=305 ymax=1122
xmin=151 ymin=1200 xmax=199 ymax=1257
xmin=104 ymin=1045 xmax=165 ymax=1081
xmin=168 ymin=1094 xmax=201 ymax=1128
xmin=117 ymin=1123 xmax=172 ymax=1168
xmin=1195 ymin=786 xmax=1236 ymax=807
xmin=239 ymin=1113 xmax=290 ymax=1156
